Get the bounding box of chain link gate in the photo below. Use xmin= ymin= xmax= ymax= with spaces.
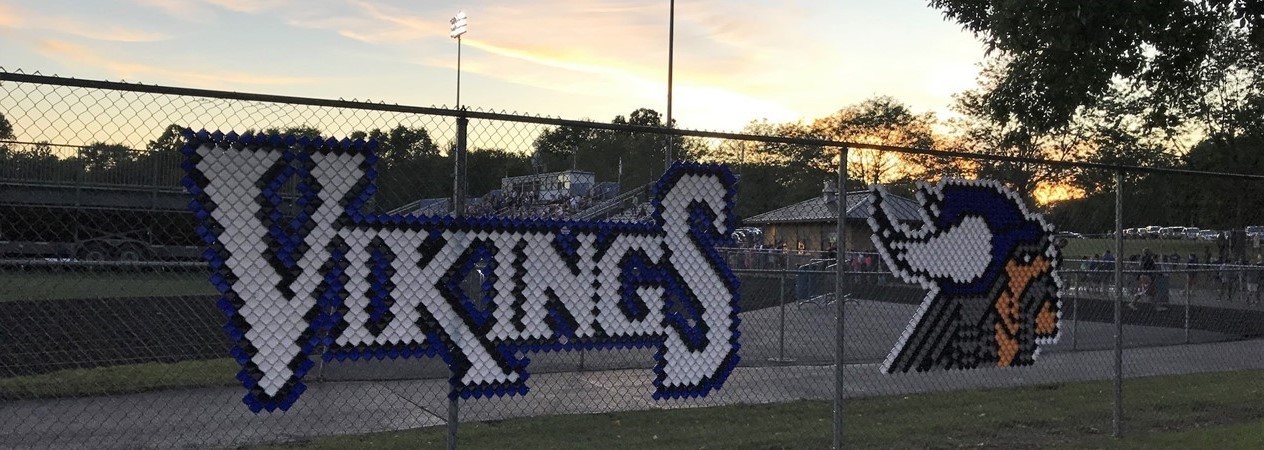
xmin=1 ymin=69 xmax=1262 ymax=448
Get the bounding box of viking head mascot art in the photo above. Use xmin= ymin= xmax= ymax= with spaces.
xmin=867 ymin=179 xmax=1062 ymax=374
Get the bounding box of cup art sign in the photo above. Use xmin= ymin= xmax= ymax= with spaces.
xmin=181 ymin=130 xmax=741 ymax=412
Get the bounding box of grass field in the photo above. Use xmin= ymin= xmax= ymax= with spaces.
xmin=250 ymin=370 xmax=1264 ymax=449
xmin=3 ymin=359 xmax=1259 ymax=447
xmin=0 ymin=267 xmax=215 ymax=301
xmin=0 ymin=358 xmax=237 ymax=400
xmin=1062 ymin=238 xmax=1228 ymax=261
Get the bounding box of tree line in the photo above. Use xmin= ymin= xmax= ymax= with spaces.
xmin=1 ymin=92 xmax=1262 ymax=229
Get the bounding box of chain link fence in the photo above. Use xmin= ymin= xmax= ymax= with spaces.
xmin=1 ymin=70 xmax=1262 ymax=448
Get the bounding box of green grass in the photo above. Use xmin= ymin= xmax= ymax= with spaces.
xmin=251 ymin=370 xmax=1264 ymax=449
xmin=0 ymin=358 xmax=238 ymax=400
xmin=1062 ymin=238 xmax=1226 ymax=261
xmin=1111 ymin=420 xmax=1264 ymax=449
xmin=0 ymin=268 xmax=215 ymax=301
xmin=2 ymin=360 xmax=1258 ymax=447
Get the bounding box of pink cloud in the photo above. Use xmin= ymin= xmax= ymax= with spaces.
xmin=37 ymin=39 xmax=317 ymax=87
xmin=0 ymin=4 xmax=169 ymax=42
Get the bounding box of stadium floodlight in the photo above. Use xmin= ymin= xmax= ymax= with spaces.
xmin=450 ymin=11 xmax=468 ymax=109
xmin=449 ymin=11 xmax=467 ymax=38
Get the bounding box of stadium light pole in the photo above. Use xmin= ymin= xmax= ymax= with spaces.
xmin=450 ymin=11 xmax=468 ymax=109
xmin=664 ymin=0 xmax=676 ymax=171
xmin=447 ymin=15 xmax=468 ymax=450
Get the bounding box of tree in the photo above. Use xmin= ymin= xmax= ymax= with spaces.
xmin=614 ymin=108 xmax=665 ymax=127
xmin=727 ymin=119 xmax=831 ymax=217
xmin=809 ymin=96 xmax=940 ymax=186
xmin=146 ymin=124 xmax=187 ymax=153
xmin=930 ymin=0 xmax=1264 ymax=135
xmin=0 ymin=111 xmax=13 ymax=140
xmin=365 ymin=125 xmax=440 ymax=168
xmin=531 ymin=124 xmax=597 ymax=172
xmin=79 ymin=142 xmax=135 ymax=173
xmin=0 ymin=111 xmax=11 ymax=164
xmin=263 ymin=125 xmax=323 ymax=139
xmin=3 ymin=141 xmax=75 ymax=181
xmin=717 ymin=98 xmax=951 ymax=217
xmin=360 ymin=126 xmax=445 ymax=209
xmin=941 ymin=58 xmax=1200 ymax=204
xmin=466 ymin=147 xmax=532 ymax=195
xmin=530 ymin=108 xmax=691 ymax=190
xmin=1181 ymin=134 xmax=1264 ymax=227
xmin=0 ymin=112 xmax=12 ymax=162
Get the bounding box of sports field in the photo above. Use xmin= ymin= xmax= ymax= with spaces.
xmin=0 ymin=266 xmax=214 ymax=302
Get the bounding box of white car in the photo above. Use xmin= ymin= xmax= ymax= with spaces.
xmin=1159 ymin=226 xmax=1184 ymax=239
xmin=1183 ymin=227 xmax=1200 ymax=240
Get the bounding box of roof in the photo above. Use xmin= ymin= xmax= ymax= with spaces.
xmin=744 ymin=190 xmax=923 ymax=225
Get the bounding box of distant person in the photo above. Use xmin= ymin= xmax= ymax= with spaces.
xmin=1130 ymin=248 xmax=1165 ymax=310
xmin=1079 ymin=256 xmax=1094 ymax=293
xmin=1186 ymin=253 xmax=1199 ymax=291
xmin=1087 ymin=254 xmax=1103 ymax=293
xmin=1154 ymin=256 xmax=1171 ymax=312
xmin=1247 ymin=256 xmax=1261 ymax=304
xmin=1216 ymin=258 xmax=1235 ymax=302
xmin=1101 ymin=250 xmax=1117 ymax=293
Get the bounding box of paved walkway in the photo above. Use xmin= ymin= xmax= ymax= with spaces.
xmin=2 ymin=338 xmax=1260 ymax=449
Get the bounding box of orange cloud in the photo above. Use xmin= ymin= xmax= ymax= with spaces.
xmin=297 ymin=0 xmax=445 ymax=44
xmin=0 ymin=4 xmax=168 ymax=42
xmin=37 ymin=39 xmax=316 ymax=87
xmin=203 ymin=0 xmax=294 ymax=14
xmin=131 ymin=0 xmax=218 ymax=23
xmin=0 ymin=4 xmax=17 ymax=28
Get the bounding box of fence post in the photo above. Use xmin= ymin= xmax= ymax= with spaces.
xmin=1070 ymin=294 xmax=1079 ymax=351
xmin=453 ymin=116 xmax=469 ymax=217
xmin=73 ymin=147 xmax=85 ymax=260
xmin=772 ymin=255 xmax=790 ymax=363
xmin=1112 ymin=171 xmax=1124 ymax=438
xmin=1184 ymin=274 xmax=1192 ymax=344
xmin=832 ymin=147 xmax=848 ymax=449
xmin=448 ymin=115 xmax=468 ymax=450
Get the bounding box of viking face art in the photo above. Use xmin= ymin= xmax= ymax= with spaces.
xmin=181 ymin=130 xmax=741 ymax=412
xmin=867 ymin=179 xmax=1062 ymax=374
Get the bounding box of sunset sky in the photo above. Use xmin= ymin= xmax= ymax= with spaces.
xmin=0 ymin=0 xmax=987 ymax=132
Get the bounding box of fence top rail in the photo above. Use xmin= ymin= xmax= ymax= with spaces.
xmin=4 ymin=70 xmax=1264 ymax=181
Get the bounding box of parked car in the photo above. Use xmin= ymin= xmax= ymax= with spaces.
xmin=1159 ymin=226 xmax=1185 ymax=239
xmin=1183 ymin=227 xmax=1200 ymax=240
xmin=1199 ymin=229 xmax=1221 ymax=241
xmin=1246 ymin=226 xmax=1264 ymax=239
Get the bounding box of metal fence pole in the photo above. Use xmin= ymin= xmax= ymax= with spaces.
xmin=453 ymin=116 xmax=469 ymax=218
xmin=774 ymin=259 xmax=789 ymax=362
xmin=448 ymin=115 xmax=469 ymax=450
xmin=832 ymin=147 xmax=848 ymax=449
xmin=1070 ymin=294 xmax=1079 ymax=351
xmin=1112 ymin=171 xmax=1124 ymax=438
xmin=1184 ymin=275 xmax=1192 ymax=344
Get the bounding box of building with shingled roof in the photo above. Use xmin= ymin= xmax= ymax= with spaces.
xmin=743 ymin=181 xmax=923 ymax=253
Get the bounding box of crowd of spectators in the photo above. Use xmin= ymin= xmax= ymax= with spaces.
xmin=1072 ymin=248 xmax=1264 ymax=306
xmin=463 ymin=188 xmax=600 ymax=219
xmin=717 ymin=240 xmax=887 ymax=273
